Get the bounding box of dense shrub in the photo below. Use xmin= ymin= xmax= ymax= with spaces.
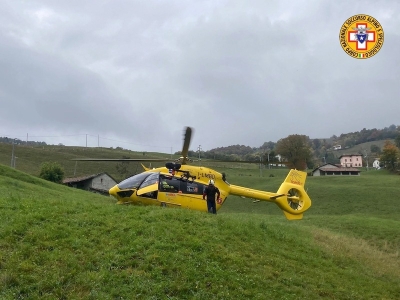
xmin=39 ymin=162 xmax=65 ymax=183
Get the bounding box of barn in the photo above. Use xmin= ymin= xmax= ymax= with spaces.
xmin=63 ymin=173 xmax=118 ymax=195
xmin=312 ymin=163 xmax=361 ymax=176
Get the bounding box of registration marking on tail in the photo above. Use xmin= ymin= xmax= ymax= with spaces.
xmin=290 ymin=170 xmax=303 ymax=185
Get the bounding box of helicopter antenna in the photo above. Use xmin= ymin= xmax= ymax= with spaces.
xmin=364 ymin=150 xmax=369 ymax=171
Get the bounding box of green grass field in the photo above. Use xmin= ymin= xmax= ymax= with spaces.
xmin=0 ymin=161 xmax=399 ymax=299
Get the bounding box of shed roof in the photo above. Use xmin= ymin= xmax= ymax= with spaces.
xmin=312 ymin=163 xmax=360 ymax=173
xmin=338 ymin=154 xmax=363 ymax=159
xmin=318 ymin=167 xmax=360 ymax=172
xmin=63 ymin=172 xmax=117 ymax=184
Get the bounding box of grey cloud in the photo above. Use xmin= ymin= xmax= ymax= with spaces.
xmin=1 ymin=0 xmax=399 ymax=152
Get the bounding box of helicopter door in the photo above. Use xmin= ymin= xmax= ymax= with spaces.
xmin=136 ymin=172 xmax=159 ymax=205
xmin=158 ymin=174 xmax=182 ymax=207
xmin=136 ymin=183 xmax=158 ymax=200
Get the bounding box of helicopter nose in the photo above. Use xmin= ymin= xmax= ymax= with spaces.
xmin=109 ymin=185 xmax=119 ymax=199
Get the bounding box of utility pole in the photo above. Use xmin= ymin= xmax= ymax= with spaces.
xmin=86 ymin=134 xmax=87 ymax=148
xmin=257 ymin=155 xmax=262 ymax=177
xmin=11 ymin=138 xmax=16 ymax=168
xmin=98 ymin=135 xmax=99 ymax=147
xmin=197 ymin=145 xmax=202 ymax=166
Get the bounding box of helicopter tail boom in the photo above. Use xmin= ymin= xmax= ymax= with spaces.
xmin=229 ymin=169 xmax=311 ymax=220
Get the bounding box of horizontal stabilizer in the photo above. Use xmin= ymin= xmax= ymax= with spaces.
xmin=270 ymin=193 xmax=286 ymax=200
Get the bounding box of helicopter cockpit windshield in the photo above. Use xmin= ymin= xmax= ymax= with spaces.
xmin=118 ymin=172 xmax=158 ymax=190
xmin=139 ymin=172 xmax=159 ymax=189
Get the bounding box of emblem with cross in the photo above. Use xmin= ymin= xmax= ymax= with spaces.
xmin=347 ymin=22 xmax=375 ymax=50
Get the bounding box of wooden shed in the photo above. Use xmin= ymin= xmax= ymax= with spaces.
xmin=63 ymin=173 xmax=118 ymax=195
xmin=312 ymin=163 xmax=360 ymax=176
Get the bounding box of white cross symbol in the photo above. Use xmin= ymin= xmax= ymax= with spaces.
xmin=348 ymin=23 xmax=375 ymax=50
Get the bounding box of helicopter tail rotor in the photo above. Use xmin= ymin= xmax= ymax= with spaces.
xmin=274 ymin=169 xmax=312 ymax=220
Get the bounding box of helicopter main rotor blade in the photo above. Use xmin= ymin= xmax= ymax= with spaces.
xmin=181 ymin=126 xmax=192 ymax=165
xmin=205 ymin=159 xmax=290 ymax=165
xmin=71 ymin=158 xmax=170 ymax=162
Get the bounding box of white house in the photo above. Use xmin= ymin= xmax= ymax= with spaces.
xmin=372 ymin=159 xmax=381 ymax=169
xmin=269 ymin=154 xmax=286 ymax=167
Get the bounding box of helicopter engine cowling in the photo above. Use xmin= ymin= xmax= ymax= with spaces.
xmin=165 ymin=162 xmax=181 ymax=170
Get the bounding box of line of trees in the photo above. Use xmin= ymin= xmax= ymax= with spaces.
xmin=336 ymin=124 xmax=399 ymax=148
xmin=0 ymin=137 xmax=47 ymax=146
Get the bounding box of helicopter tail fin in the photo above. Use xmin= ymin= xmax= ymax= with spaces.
xmin=141 ymin=163 xmax=150 ymax=171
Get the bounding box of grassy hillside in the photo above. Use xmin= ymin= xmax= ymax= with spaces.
xmin=0 ymin=164 xmax=399 ymax=299
xmin=332 ymin=139 xmax=393 ymax=157
xmin=0 ymin=142 xmax=264 ymax=181
xmin=1 ymin=139 xmax=391 ymax=183
xmin=0 ymin=143 xmax=175 ymax=181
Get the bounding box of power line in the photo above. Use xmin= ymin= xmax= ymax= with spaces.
xmin=0 ymin=133 xmax=86 ymax=138
xmin=94 ymin=136 xmax=171 ymax=149
xmin=1 ymin=133 xmax=171 ymax=149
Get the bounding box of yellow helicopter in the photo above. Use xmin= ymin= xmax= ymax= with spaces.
xmin=74 ymin=127 xmax=311 ymax=220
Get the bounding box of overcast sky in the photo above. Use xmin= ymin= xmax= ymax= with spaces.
xmin=1 ymin=0 xmax=399 ymax=153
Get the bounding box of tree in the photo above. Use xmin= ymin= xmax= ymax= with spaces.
xmin=370 ymin=144 xmax=381 ymax=154
xmin=275 ymin=135 xmax=312 ymax=170
xmin=344 ymin=138 xmax=355 ymax=148
xmin=39 ymin=162 xmax=65 ymax=183
xmin=395 ymin=134 xmax=400 ymax=148
xmin=312 ymin=139 xmax=321 ymax=150
xmin=261 ymin=141 xmax=275 ymax=150
xmin=380 ymin=140 xmax=399 ymax=171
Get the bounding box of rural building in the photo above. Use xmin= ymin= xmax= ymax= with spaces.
xmin=339 ymin=154 xmax=363 ymax=167
xmin=373 ymin=159 xmax=381 ymax=169
xmin=63 ymin=173 xmax=117 ymax=195
xmin=312 ymin=163 xmax=361 ymax=176
xmin=269 ymin=154 xmax=286 ymax=167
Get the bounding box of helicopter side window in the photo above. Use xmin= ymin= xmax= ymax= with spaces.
xmin=181 ymin=181 xmax=204 ymax=195
xmin=118 ymin=172 xmax=153 ymax=190
xmin=159 ymin=175 xmax=180 ymax=193
xmin=136 ymin=172 xmax=159 ymax=199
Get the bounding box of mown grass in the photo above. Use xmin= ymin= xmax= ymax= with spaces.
xmin=1 ymin=164 xmax=399 ymax=299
